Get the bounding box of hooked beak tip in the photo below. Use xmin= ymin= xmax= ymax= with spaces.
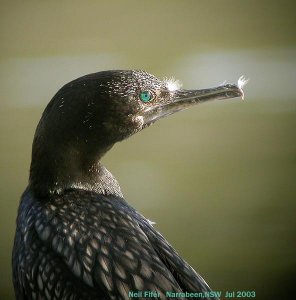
xmin=237 ymin=76 xmax=249 ymax=100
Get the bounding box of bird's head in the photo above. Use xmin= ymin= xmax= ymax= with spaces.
xmin=30 ymin=70 xmax=247 ymax=195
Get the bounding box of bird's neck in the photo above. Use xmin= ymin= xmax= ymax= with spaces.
xmin=29 ymin=139 xmax=123 ymax=198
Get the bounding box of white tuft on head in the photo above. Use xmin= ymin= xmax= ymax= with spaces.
xmin=164 ymin=77 xmax=182 ymax=92
xmin=238 ymin=76 xmax=249 ymax=89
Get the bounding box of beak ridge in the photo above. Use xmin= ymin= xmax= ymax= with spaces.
xmin=143 ymin=77 xmax=248 ymax=126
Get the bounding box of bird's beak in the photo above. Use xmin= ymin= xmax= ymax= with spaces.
xmin=142 ymin=78 xmax=247 ymax=127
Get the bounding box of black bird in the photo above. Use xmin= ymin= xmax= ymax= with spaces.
xmin=13 ymin=70 xmax=245 ymax=300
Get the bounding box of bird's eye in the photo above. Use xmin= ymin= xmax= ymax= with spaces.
xmin=139 ymin=90 xmax=154 ymax=103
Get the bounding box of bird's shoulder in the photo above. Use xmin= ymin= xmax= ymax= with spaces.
xmin=29 ymin=188 xmax=186 ymax=299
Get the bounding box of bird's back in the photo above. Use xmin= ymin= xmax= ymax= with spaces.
xmin=13 ymin=188 xmax=216 ymax=300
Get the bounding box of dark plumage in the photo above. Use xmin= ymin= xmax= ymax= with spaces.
xmin=13 ymin=70 xmax=244 ymax=299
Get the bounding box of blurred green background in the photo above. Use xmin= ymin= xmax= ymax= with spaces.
xmin=1 ymin=1 xmax=295 ymax=299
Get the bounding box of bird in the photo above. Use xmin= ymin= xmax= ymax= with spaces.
xmin=12 ymin=70 xmax=246 ymax=300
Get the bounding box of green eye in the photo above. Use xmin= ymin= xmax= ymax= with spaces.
xmin=139 ymin=90 xmax=153 ymax=103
